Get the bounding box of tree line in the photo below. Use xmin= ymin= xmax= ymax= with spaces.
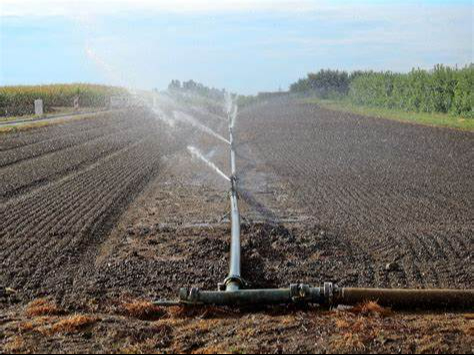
xmin=168 ymin=79 xmax=226 ymax=101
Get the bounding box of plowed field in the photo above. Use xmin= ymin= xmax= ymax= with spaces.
xmin=236 ymin=99 xmax=473 ymax=290
xmin=0 ymin=97 xmax=472 ymax=354
xmin=0 ymin=109 xmax=181 ymax=301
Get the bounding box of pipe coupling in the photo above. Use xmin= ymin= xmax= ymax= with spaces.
xmin=179 ymin=287 xmax=201 ymax=304
xmin=290 ymin=284 xmax=313 ymax=303
xmin=219 ymin=275 xmax=246 ymax=291
xmin=324 ymin=282 xmax=335 ymax=306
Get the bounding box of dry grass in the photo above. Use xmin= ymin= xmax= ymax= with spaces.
xmin=3 ymin=336 xmax=26 ymax=353
xmin=18 ymin=314 xmax=97 ymax=337
xmin=464 ymin=324 xmax=474 ymax=337
xmin=329 ymin=306 xmax=393 ymax=353
xmin=166 ymin=305 xmax=238 ymax=320
xmin=166 ymin=305 xmax=199 ymax=319
xmin=17 ymin=321 xmax=36 ymax=333
xmin=0 ymin=118 xmax=67 ymax=134
xmin=349 ymin=301 xmax=392 ymax=317
xmin=24 ymin=298 xmax=63 ymax=317
xmin=0 ymin=111 xmax=117 ymax=135
xmin=341 ymin=332 xmax=366 ymax=351
xmin=120 ymin=338 xmax=160 ymax=354
xmin=46 ymin=315 xmax=97 ymax=335
xmin=118 ymin=323 xmax=174 ymax=353
xmin=334 ymin=318 xmax=350 ymax=329
xmin=417 ymin=335 xmax=450 ymax=354
xmin=17 ymin=316 xmax=54 ymax=336
xmin=121 ymin=300 xmax=166 ymax=321
xmin=1 ymin=304 xmax=471 ymax=353
xmin=192 ymin=345 xmax=233 ymax=354
xmin=330 ymin=318 xmax=373 ymax=352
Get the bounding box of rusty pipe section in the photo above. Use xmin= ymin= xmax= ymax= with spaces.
xmin=178 ymin=283 xmax=474 ymax=310
xmin=336 ymin=287 xmax=474 ymax=309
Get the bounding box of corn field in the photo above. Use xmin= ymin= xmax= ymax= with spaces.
xmin=290 ymin=64 xmax=473 ymax=118
xmin=349 ymin=65 xmax=473 ymax=118
xmin=0 ymin=84 xmax=129 ymax=117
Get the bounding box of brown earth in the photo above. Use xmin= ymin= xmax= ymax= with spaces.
xmin=0 ymin=96 xmax=472 ymax=353
xmin=236 ymin=99 xmax=473 ymax=290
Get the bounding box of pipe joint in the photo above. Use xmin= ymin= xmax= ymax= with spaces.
xmin=179 ymin=287 xmax=203 ymax=305
xmin=290 ymin=284 xmax=315 ymax=303
xmin=230 ymin=175 xmax=238 ymax=191
xmin=220 ymin=275 xmax=246 ymax=291
xmin=177 ymin=284 xmax=325 ymax=306
xmin=323 ymin=282 xmax=336 ymax=306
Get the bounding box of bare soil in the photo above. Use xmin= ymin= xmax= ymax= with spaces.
xmin=236 ymin=99 xmax=473 ymax=290
xmin=0 ymin=97 xmax=472 ymax=353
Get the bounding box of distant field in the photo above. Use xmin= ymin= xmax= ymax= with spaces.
xmin=0 ymin=110 xmax=114 ymax=135
xmin=0 ymin=106 xmax=106 ymax=123
xmin=303 ymin=98 xmax=474 ymax=131
xmin=0 ymin=83 xmax=128 ymax=117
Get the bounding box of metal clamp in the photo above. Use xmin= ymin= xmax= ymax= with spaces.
xmin=230 ymin=175 xmax=239 ymax=192
xmin=323 ymin=282 xmax=334 ymax=306
xmin=179 ymin=287 xmax=203 ymax=304
xmin=290 ymin=284 xmax=313 ymax=303
xmin=220 ymin=275 xmax=246 ymax=291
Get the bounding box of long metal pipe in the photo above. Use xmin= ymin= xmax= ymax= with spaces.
xmin=227 ymin=175 xmax=241 ymax=291
xmin=230 ymin=128 xmax=237 ymax=177
xmin=225 ymin=108 xmax=243 ymax=291
xmin=180 ymin=284 xmax=323 ymax=306
xmin=177 ymin=283 xmax=474 ymax=310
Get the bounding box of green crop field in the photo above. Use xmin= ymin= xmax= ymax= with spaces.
xmin=290 ymin=64 xmax=473 ymax=120
xmin=0 ymin=83 xmax=128 ymax=117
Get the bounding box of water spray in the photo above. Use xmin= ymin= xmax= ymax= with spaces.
xmin=187 ymin=146 xmax=230 ymax=182
xmin=173 ymin=111 xmax=231 ymax=145
xmin=156 ymin=97 xmax=474 ymax=310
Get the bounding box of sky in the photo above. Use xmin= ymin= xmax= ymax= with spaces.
xmin=0 ymin=0 xmax=472 ymax=94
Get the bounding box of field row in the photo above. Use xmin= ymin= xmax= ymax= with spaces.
xmin=0 ymin=109 xmax=174 ymax=299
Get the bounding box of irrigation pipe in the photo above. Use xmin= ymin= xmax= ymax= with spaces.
xmin=177 ymin=283 xmax=474 ymax=309
xmin=222 ymin=121 xmax=244 ymax=292
xmin=155 ymin=100 xmax=474 ymax=310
